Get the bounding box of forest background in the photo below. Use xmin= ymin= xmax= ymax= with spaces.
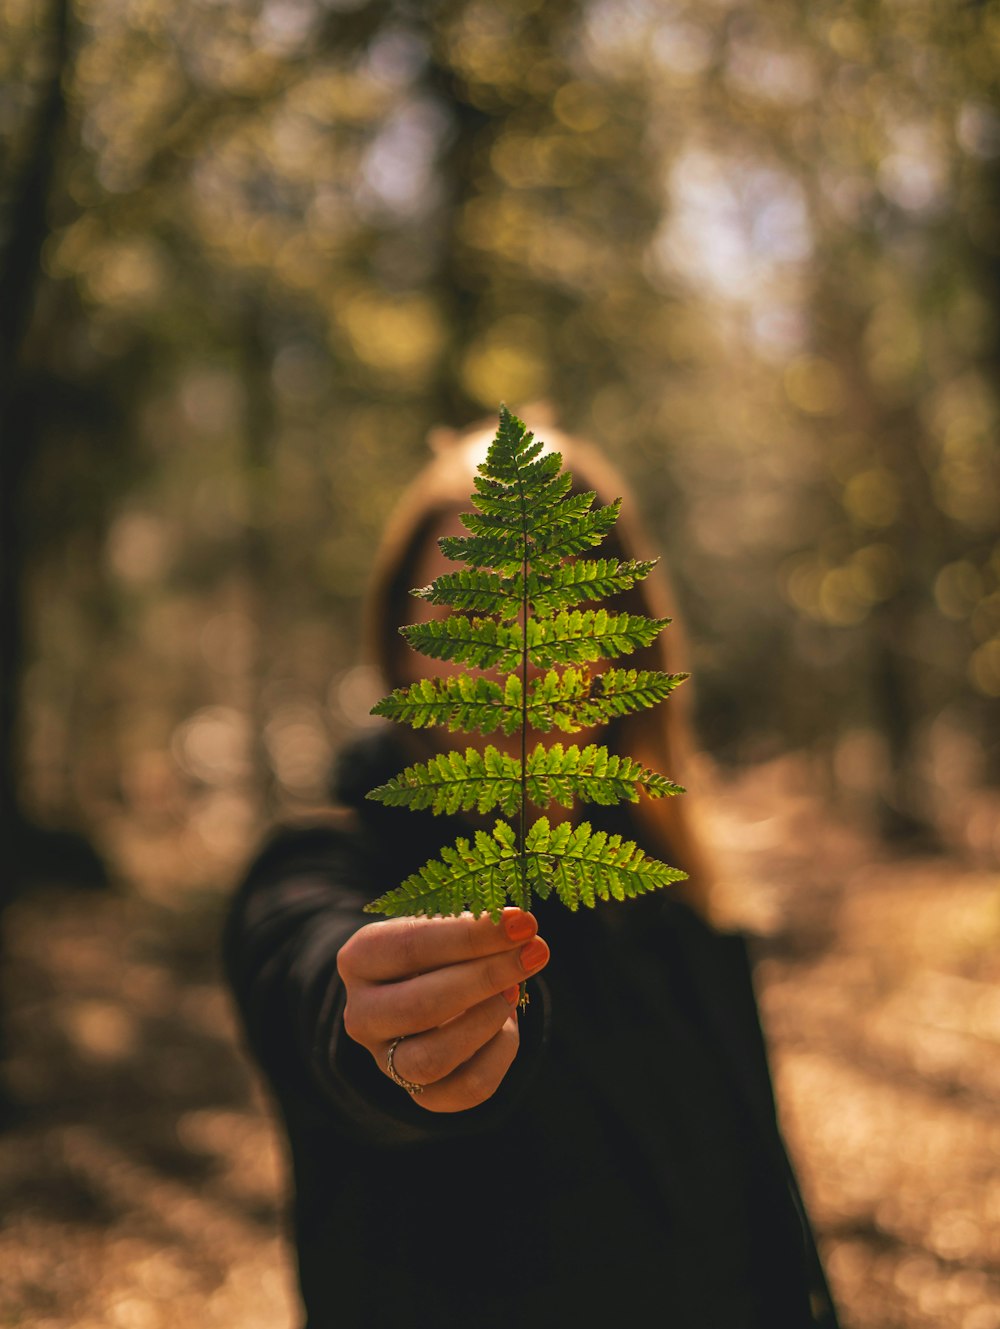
xmin=3 ymin=0 xmax=999 ymax=876
xmin=1 ymin=1 xmax=999 ymax=1326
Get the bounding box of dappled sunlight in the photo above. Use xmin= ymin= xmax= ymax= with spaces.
xmin=0 ymin=881 xmax=296 ymax=1328
xmin=3 ymin=0 xmax=999 ymax=1323
xmin=705 ymin=763 xmax=1000 ymax=1326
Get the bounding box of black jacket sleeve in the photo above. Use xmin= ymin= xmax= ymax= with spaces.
xmin=223 ymin=818 xmax=549 ymax=1147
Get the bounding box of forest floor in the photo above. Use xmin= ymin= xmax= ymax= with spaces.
xmin=1 ymin=757 xmax=999 ymax=1329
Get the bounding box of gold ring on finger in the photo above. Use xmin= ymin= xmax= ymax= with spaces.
xmin=386 ymin=1035 xmax=424 ymax=1095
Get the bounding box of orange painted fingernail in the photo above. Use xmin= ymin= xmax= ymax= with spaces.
xmin=504 ymin=911 xmax=535 ymax=942
xmin=502 ymin=986 xmax=519 ymax=1004
xmin=519 ymin=938 xmax=548 ymax=972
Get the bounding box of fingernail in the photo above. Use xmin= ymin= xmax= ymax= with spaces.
xmin=502 ymin=985 xmax=519 ymax=1004
xmin=504 ymin=911 xmax=535 ymax=942
xmin=519 ymin=938 xmax=548 ymax=972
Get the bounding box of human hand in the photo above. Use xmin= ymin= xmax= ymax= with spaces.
xmin=336 ymin=909 xmax=549 ymax=1113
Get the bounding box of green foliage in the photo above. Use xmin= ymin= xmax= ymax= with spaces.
xmin=400 ymin=607 xmax=671 ymax=672
xmin=370 ymin=817 xmax=687 ymax=920
xmin=523 ymin=819 xmax=688 ymax=910
xmin=414 ymin=558 xmax=660 ymax=621
xmin=364 ymin=407 xmax=687 ymax=922
xmin=370 ymin=666 xmax=687 ymax=736
xmin=368 ymin=742 xmax=683 ymax=817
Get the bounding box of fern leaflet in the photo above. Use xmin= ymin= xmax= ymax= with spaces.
xmin=367 ymin=743 xmax=684 ymax=818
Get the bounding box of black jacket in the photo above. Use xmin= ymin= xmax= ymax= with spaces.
xmin=225 ymin=729 xmax=839 ymax=1329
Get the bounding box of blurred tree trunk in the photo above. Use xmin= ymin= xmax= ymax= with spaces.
xmin=0 ymin=0 xmax=105 ymax=887
xmin=0 ymin=0 xmax=71 ymax=865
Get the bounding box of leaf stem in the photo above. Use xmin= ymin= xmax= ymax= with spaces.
xmin=518 ymin=478 xmax=529 ymax=913
xmin=516 ymin=445 xmax=531 ymax=1008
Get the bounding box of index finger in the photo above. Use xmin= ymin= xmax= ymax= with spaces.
xmin=338 ymin=909 xmax=537 ymax=983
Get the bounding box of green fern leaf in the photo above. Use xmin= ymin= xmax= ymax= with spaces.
xmin=526 ymin=609 xmax=671 ymax=668
xmin=483 ymin=409 xmax=551 ymax=484
xmin=400 ymin=609 xmax=669 ymax=673
xmin=399 ymin=616 xmax=519 ymax=670
xmin=412 ymin=569 xmax=522 ymax=620
xmin=589 ymin=667 xmax=689 ymax=718
xmin=524 ymin=817 xmax=688 ymax=910
xmin=459 ymin=477 xmax=575 ymax=534
xmin=370 ymin=667 xmax=687 ymax=736
xmin=531 ymin=499 xmax=622 ymax=568
xmin=523 ymin=666 xmax=687 ymax=731
xmin=438 ymin=528 xmax=525 ymax=574
xmin=413 ymin=559 xmax=659 ymax=623
xmin=529 ymin=489 xmax=602 ymax=540
xmin=367 ymin=747 xmax=523 ymax=817
xmin=528 ymin=558 xmax=658 ymax=615
xmin=371 ymin=675 xmax=522 ymax=735
xmin=446 ymin=501 xmax=620 ymax=576
xmin=366 ymin=742 xmax=684 ymax=818
xmin=366 ymin=405 xmax=690 ymax=930
xmin=524 ymin=743 xmax=684 ymax=808
xmin=472 ymin=468 xmax=573 ymax=520
xmin=363 ymin=820 xmax=520 ymax=921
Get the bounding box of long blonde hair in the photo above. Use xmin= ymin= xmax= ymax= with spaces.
xmin=362 ymin=411 xmax=715 ymax=922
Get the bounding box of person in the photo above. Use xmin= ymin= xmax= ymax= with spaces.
xmin=224 ymin=413 xmax=840 ymax=1329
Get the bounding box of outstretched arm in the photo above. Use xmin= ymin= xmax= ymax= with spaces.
xmin=224 ymin=822 xmax=551 ymax=1144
